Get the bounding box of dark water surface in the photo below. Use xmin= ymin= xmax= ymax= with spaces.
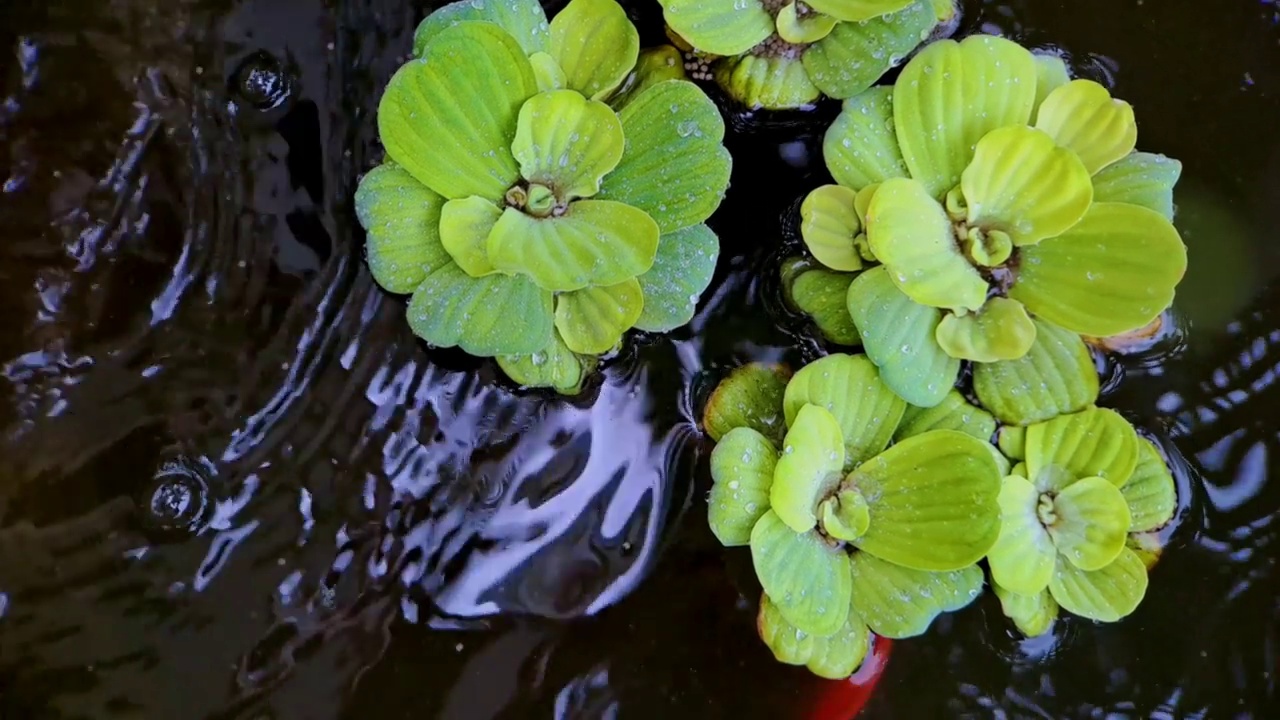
xmin=2 ymin=0 xmax=1279 ymax=717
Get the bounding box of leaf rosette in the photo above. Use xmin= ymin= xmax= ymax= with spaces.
xmin=356 ymin=0 xmax=732 ymax=394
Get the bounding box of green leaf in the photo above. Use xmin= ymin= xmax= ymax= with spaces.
xmin=497 ymin=330 xmax=592 ymax=394
xmin=782 ymin=353 xmax=906 ymax=468
xmin=599 ymin=80 xmax=732 ymax=233
xmin=511 ymin=90 xmax=625 ymax=200
xmin=893 ymin=34 xmax=1038 ymax=199
xmin=847 ymin=266 xmax=959 ymax=408
xmin=935 ymin=297 xmax=1037 ymax=363
xmin=656 ymin=0 xmax=774 ymax=56
xmin=987 ymin=473 xmax=1056 ymax=595
xmin=998 ymin=426 xmax=1026 ymax=460
xmin=791 ymin=267 xmax=861 ymax=346
xmin=633 ymin=224 xmax=719 ymax=332
xmin=439 ymin=196 xmax=502 ymax=277
xmin=381 ymin=22 xmax=537 ymax=200
xmin=848 ymin=553 xmax=983 ymax=639
xmin=530 ymin=51 xmax=567 ymax=92
xmin=895 ymin=389 xmax=996 ymax=443
xmin=866 ymin=178 xmax=989 ymax=313
xmin=714 ymin=53 xmax=823 ymax=111
xmin=776 ymin=3 xmax=838 ymax=44
xmin=703 ymin=363 xmax=791 ymax=444
xmin=822 ymin=88 xmax=909 ymax=192
xmin=820 ymin=489 xmax=871 ymax=541
xmin=1011 ymin=203 xmax=1187 ymax=337
xmin=554 ymin=278 xmax=643 ymax=354
xmin=411 ymin=0 xmax=550 ymax=57
xmin=801 ymin=185 xmax=865 ymax=272
xmin=708 ymin=426 xmax=777 ymax=546
xmin=355 ymin=163 xmax=449 ymax=293
xmin=1091 ymin=152 xmax=1182 ymax=221
xmin=1049 ymin=546 xmax=1148 ymax=622
xmin=1024 ymin=407 xmax=1140 ymax=491
xmin=610 ymin=45 xmax=688 ymax=112
xmin=849 ymin=430 xmax=1002 ymax=571
xmin=407 ymin=264 xmax=554 ymax=356
xmin=993 ymin=583 xmax=1058 ymax=637
xmin=1050 ymin=476 xmax=1131 ymax=571
xmin=959 ymin=125 xmax=1093 ymax=246
xmin=1034 ymin=79 xmax=1137 ymax=176
xmin=1122 ymin=438 xmax=1177 ymax=533
xmin=773 ymin=404 xmax=847 ymax=533
xmin=972 ymin=318 xmax=1100 ymax=426
xmin=1031 ymin=53 xmax=1071 ymax=123
xmin=759 ymin=593 xmax=870 ymax=680
xmin=804 ymin=2 xmax=937 ymax=100
xmin=805 ymin=0 xmax=915 ymax=21
xmin=751 ymin=510 xmax=853 ymax=635
xmin=549 ymin=0 xmax=639 ymax=100
xmin=488 ymin=200 xmax=659 ymax=292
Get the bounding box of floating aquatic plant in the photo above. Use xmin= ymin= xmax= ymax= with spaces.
xmin=703 ymin=354 xmax=1003 ymax=678
xmin=356 ymin=0 xmax=731 ymax=394
xmin=658 ymin=0 xmax=957 ymax=110
xmin=789 ymin=34 xmax=1187 ymax=412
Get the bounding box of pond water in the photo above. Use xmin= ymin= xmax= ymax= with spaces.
xmin=2 ymin=0 xmax=1279 ymax=717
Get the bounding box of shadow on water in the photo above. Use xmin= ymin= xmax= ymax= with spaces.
xmin=0 ymin=0 xmax=1278 ymax=717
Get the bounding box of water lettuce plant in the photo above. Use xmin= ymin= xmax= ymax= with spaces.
xmin=791 ymin=34 xmax=1187 ymax=412
xmin=703 ymin=354 xmax=1003 ymax=677
xmin=356 ymin=0 xmax=731 ymax=394
xmin=658 ymin=0 xmax=957 ymax=109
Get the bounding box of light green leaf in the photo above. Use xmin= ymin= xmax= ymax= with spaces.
xmin=993 ymin=583 xmax=1058 ymax=637
xmin=703 ymin=363 xmax=791 ymax=445
xmin=801 ymin=185 xmax=864 ymax=272
xmin=1024 ymin=407 xmax=1140 ymax=492
xmin=1050 ymin=476 xmax=1131 ymax=571
xmin=866 ymin=178 xmax=989 ymax=313
xmin=893 ymin=34 xmax=1038 ymax=199
xmin=998 ymin=426 xmax=1026 ymax=460
xmin=599 ymin=80 xmax=732 ymax=233
xmin=407 ymin=264 xmax=553 ymax=356
xmin=511 ymin=90 xmax=625 ymax=200
xmin=355 ymin=163 xmax=449 ymax=293
xmin=633 ymin=224 xmax=718 ymax=332
xmin=411 ymin=0 xmax=550 ymax=57
xmin=530 ymin=52 xmax=567 ymax=92
xmin=822 ymin=88 xmax=909 ymax=192
xmin=804 ymin=2 xmax=937 ymax=100
xmin=1034 ymin=79 xmax=1137 ymax=176
xmin=751 ymin=510 xmax=853 ymax=636
xmin=1091 ymin=152 xmax=1182 ymax=221
xmin=849 ymin=430 xmax=1002 ymax=571
xmin=776 ymin=3 xmax=838 ymax=44
xmin=610 ymin=45 xmax=688 ymax=112
xmin=782 ymin=354 xmax=906 ymax=468
xmin=708 ymin=426 xmax=777 ymax=546
xmin=439 ymin=196 xmax=502 ymax=277
xmin=1121 ymin=438 xmax=1178 ymax=533
xmin=714 ymin=53 xmax=822 ymax=110
xmin=1049 ymin=546 xmax=1148 ymax=622
xmin=381 ymin=22 xmax=537 ymax=200
xmin=497 ymin=330 xmax=592 ymax=394
xmin=847 ymin=266 xmax=959 ymax=408
xmin=959 ymin=125 xmax=1093 ymax=246
xmin=972 ymin=317 xmax=1100 ymax=426
xmin=773 ymin=404 xmax=847 ymax=533
xmin=805 ymin=0 xmax=915 ymax=21
xmin=849 ymin=553 xmax=983 ymax=639
xmin=895 ymin=389 xmax=996 ymax=443
xmin=554 ymin=278 xmax=643 ymax=354
xmin=488 ymin=200 xmax=658 ymax=292
xmin=820 ymin=489 xmax=871 ymax=542
xmin=759 ymin=593 xmax=870 ymax=680
xmin=987 ymin=473 xmax=1056 ymax=595
xmin=657 ymin=0 xmax=774 ymax=56
xmin=1012 ymin=202 xmax=1187 ymax=337
xmin=935 ymin=297 xmax=1037 ymax=363
xmin=790 ymin=267 xmax=861 ymax=346
xmin=549 ymin=0 xmax=639 ymax=100
xmin=1031 ymin=52 xmax=1071 ymax=123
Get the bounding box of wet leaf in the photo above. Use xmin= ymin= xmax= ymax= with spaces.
xmin=987 ymin=473 xmax=1056 ymax=595
xmin=657 ymin=0 xmax=774 ymax=56
xmin=1011 ymin=203 xmax=1187 ymax=337
xmin=998 ymin=426 xmax=1026 ymax=460
xmin=714 ymin=53 xmax=823 ymax=110
xmin=773 ymin=404 xmax=847 ymax=533
xmin=703 ymin=363 xmax=791 ymax=444
xmin=530 ymin=51 xmax=567 ymax=92
xmin=776 ymin=3 xmax=838 ymax=44
xmin=993 ymin=583 xmax=1058 ymax=637
xmin=1121 ymin=438 xmax=1178 ymax=533
xmin=849 ymin=553 xmax=983 ymax=638
xmin=751 ymin=510 xmax=853 ymax=636
xmin=407 ymin=264 xmax=554 ymax=355
xmin=554 ymin=277 xmax=643 ymax=354
xmin=611 ymin=45 xmax=688 ymax=112
xmin=512 ymin=90 xmax=624 ymax=200
xmin=1034 ymin=79 xmax=1137 ymax=176
xmin=1049 ymin=546 xmax=1148 ymax=622
xmin=355 ymin=163 xmax=449 ymax=293
xmin=412 ymin=0 xmax=550 ymax=56
xmin=759 ymin=593 xmax=870 ymax=680
xmin=549 ymin=0 xmax=639 ymax=100
xmin=497 ymin=330 xmax=593 ymax=394
xmin=634 ymin=224 xmax=719 ymax=332
xmin=850 ymin=430 xmax=1002 ymax=571
xmin=801 ymin=185 xmax=865 ymax=272
xmin=1025 ymin=407 xmax=1140 ymax=491
xmin=1091 ymin=151 xmax=1182 ymax=221
xmin=973 ymin=318 xmax=1100 ymax=426
xmin=1031 ymin=52 xmax=1071 ymax=123
xmin=708 ymin=426 xmax=778 ymax=546
xmin=804 ymin=2 xmax=937 ymax=100
xmin=804 ymin=0 xmax=915 ymax=22
xmin=822 ymin=88 xmax=909 ymax=191
xmin=791 ymin=267 xmax=861 ymax=346
xmin=782 ymin=354 xmax=906 ymax=468
xmin=381 ymin=22 xmax=537 ymax=200
xmin=935 ymin=297 xmax=1037 ymax=363
xmin=1050 ymin=476 xmax=1131 ymax=571
xmin=821 ymin=489 xmax=872 ymax=542
xmin=439 ymin=195 xmax=502 ymax=277
xmin=895 ymin=389 xmax=996 ymax=443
